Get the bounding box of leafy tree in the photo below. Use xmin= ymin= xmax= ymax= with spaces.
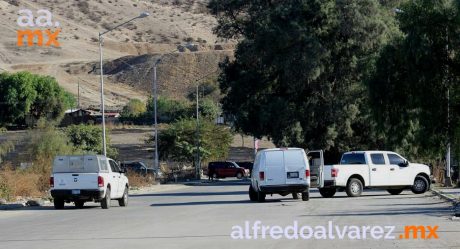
xmin=147 ymin=118 xmax=232 ymax=165
xmin=0 ymin=72 xmax=75 ymax=127
xmin=121 ymin=98 xmax=146 ymax=118
xmin=146 ymin=96 xmax=190 ymax=123
xmin=369 ymin=0 xmax=460 ymax=161
xmin=209 ymin=0 xmax=397 ymax=160
xmin=65 ymin=124 xmax=118 ymax=158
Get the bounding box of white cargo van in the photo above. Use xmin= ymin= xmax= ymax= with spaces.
xmin=50 ymin=155 xmax=129 ymax=209
xmin=249 ymin=148 xmax=313 ymax=202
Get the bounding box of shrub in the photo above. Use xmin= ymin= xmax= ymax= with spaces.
xmin=65 ymin=124 xmax=118 ymax=158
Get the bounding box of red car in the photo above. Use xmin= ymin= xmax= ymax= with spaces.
xmin=207 ymin=161 xmax=249 ymax=179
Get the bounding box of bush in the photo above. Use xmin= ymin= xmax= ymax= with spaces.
xmin=146 ymin=96 xmax=190 ymax=123
xmin=0 ymin=164 xmax=41 ymax=201
xmin=126 ymin=172 xmax=154 ymax=189
xmin=65 ymin=124 xmax=118 ymax=158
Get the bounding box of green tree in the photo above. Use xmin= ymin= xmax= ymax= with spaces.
xmin=369 ymin=0 xmax=460 ymax=161
xmin=209 ymin=0 xmax=396 ymax=160
xmin=65 ymin=124 xmax=118 ymax=158
xmin=146 ymin=96 xmax=190 ymax=123
xmin=147 ymin=118 xmax=232 ymax=164
xmin=0 ymin=72 xmax=75 ymax=127
xmin=121 ymin=98 xmax=146 ymax=118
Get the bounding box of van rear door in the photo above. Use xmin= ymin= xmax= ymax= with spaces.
xmin=307 ymin=150 xmax=324 ymax=188
xmin=284 ymin=149 xmax=307 ymax=185
xmin=53 ymin=156 xmax=99 ymax=190
xmin=264 ymin=150 xmax=286 ymax=185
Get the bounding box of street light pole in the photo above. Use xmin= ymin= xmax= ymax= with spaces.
xmin=99 ymin=32 xmax=107 ymax=156
xmin=153 ymin=60 xmax=159 ymax=171
xmin=98 ymin=12 xmax=149 ymax=157
xmin=196 ymin=84 xmax=201 ymax=180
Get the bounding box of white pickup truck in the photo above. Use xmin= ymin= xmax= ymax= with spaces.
xmin=50 ymin=155 xmax=129 ymax=209
xmin=308 ymin=151 xmax=431 ymax=198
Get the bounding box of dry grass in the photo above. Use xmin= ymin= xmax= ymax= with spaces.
xmin=0 ymin=164 xmax=43 ymax=201
xmin=126 ymin=172 xmax=155 ymax=189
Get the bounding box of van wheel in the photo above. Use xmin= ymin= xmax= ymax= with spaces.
xmin=249 ymin=185 xmax=257 ymax=201
xmin=236 ymin=172 xmax=243 ymax=179
xmin=387 ymin=189 xmax=404 ymax=195
xmin=53 ymin=198 xmax=64 ymax=209
xmin=118 ymin=187 xmax=128 ymax=207
xmin=346 ymin=178 xmax=363 ymax=197
xmin=257 ymin=191 xmax=266 ymax=202
xmin=411 ymin=175 xmax=429 ymax=194
xmin=101 ymin=188 xmax=111 ymax=209
xmin=74 ymin=201 xmax=85 ymax=209
xmin=319 ymin=188 xmax=337 ymax=198
xmin=302 ymin=189 xmax=310 ymax=201
xmin=212 ymin=173 xmax=218 ymax=179
xmin=292 ymin=193 xmax=299 ymax=199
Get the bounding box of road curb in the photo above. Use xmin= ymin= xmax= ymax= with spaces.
xmin=430 ymin=188 xmax=459 ymax=205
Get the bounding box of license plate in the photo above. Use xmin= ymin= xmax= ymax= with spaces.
xmin=287 ymin=172 xmax=299 ymax=178
xmin=72 ymin=190 xmax=80 ymax=195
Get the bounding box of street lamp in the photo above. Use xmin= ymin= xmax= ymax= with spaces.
xmin=152 ymin=43 xmax=195 ymax=172
xmin=98 ymin=12 xmax=149 ymax=156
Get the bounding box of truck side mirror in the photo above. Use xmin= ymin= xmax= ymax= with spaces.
xmin=398 ymin=160 xmax=409 ymax=167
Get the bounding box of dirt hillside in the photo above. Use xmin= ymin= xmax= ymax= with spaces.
xmin=0 ymin=0 xmax=234 ymax=108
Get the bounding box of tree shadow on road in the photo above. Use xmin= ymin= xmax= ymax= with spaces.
xmin=132 ymin=191 xmax=248 ymax=197
xmin=298 ymin=206 xmax=453 ymax=217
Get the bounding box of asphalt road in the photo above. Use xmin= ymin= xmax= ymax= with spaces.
xmin=0 ymin=180 xmax=459 ymax=249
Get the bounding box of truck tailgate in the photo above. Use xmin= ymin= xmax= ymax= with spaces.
xmin=53 ymin=173 xmax=98 ymax=190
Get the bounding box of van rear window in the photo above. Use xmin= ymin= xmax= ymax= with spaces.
xmin=340 ymin=153 xmax=366 ymax=164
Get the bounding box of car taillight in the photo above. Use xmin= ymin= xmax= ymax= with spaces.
xmin=49 ymin=177 xmax=54 ymax=188
xmin=331 ymin=168 xmax=338 ymax=178
xmin=305 ymin=170 xmax=310 ymax=177
xmin=98 ymin=176 xmax=104 ymax=187
xmin=259 ymin=171 xmax=265 ymax=181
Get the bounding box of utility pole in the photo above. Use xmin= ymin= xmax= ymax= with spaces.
xmin=444 ymin=27 xmax=452 ymax=187
xmin=153 ymin=62 xmax=159 ymax=172
xmin=196 ymin=84 xmax=201 ymax=180
xmin=77 ymin=80 xmax=80 ymax=109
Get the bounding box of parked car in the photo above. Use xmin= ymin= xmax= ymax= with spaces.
xmin=250 ymin=148 xmax=311 ymax=202
xmin=120 ymin=161 xmax=155 ymax=176
xmin=208 ymin=161 xmax=249 ymax=179
xmin=236 ymin=161 xmax=254 ymax=173
xmin=50 ymin=155 xmax=129 ymax=209
xmin=319 ymin=151 xmax=431 ymax=198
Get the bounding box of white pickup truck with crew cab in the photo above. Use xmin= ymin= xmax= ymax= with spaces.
xmin=308 ymin=151 xmax=431 ymax=198
xmin=50 ymin=155 xmax=129 ymax=209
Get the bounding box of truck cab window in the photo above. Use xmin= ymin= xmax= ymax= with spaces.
xmin=370 ymin=154 xmax=385 ymax=165
xmin=388 ymin=154 xmax=405 ymax=165
xmin=340 ymin=153 xmax=366 ymax=164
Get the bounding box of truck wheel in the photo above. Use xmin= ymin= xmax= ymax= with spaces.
xmin=292 ymin=193 xmax=300 ymax=199
xmin=319 ymin=188 xmax=337 ymax=198
xmin=74 ymin=201 xmax=85 ymax=209
xmin=212 ymin=173 xmax=218 ymax=179
xmin=249 ymin=185 xmax=257 ymax=201
xmin=346 ymin=178 xmax=363 ymax=197
xmin=411 ymin=175 xmax=429 ymax=194
xmin=101 ymin=188 xmax=111 ymax=209
xmin=118 ymin=187 xmax=128 ymax=207
xmin=387 ymin=189 xmax=404 ymax=195
xmin=53 ymin=198 xmax=64 ymax=209
xmin=301 ymin=191 xmax=310 ymax=201
xmin=236 ymin=172 xmax=243 ymax=179
xmin=257 ymin=190 xmax=266 ymax=202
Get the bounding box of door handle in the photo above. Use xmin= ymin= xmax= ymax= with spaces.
xmin=372 ymin=168 xmax=377 ymax=171
xmin=390 ymin=168 xmax=395 ymax=171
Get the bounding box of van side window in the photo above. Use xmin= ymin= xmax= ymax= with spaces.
xmin=370 ymin=154 xmax=385 ymax=165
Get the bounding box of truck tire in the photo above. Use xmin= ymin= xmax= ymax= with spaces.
xmin=292 ymin=192 xmax=300 ymax=199
xmin=346 ymin=178 xmax=363 ymax=197
xmin=118 ymin=187 xmax=128 ymax=207
xmin=411 ymin=175 xmax=429 ymax=194
xmin=212 ymin=173 xmax=218 ymax=179
xmin=257 ymin=190 xmax=266 ymax=202
xmin=236 ymin=172 xmax=243 ymax=179
xmin=101 ymin=188 xmax=111 ymax=209
xmin=53 ymin=198 xmax=64 ymax=209
xmin=75 ymin=200 xmax=85 ymax=209
xmin=301 ymin=191 xmax=310 ymax=201
xmin=249 ymin=185 xmax=257 ymax=201
xmin=387 ymin=189 xmax=404 ymax=195
xmin=319 ymin=188 xmax=337 ymax=198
